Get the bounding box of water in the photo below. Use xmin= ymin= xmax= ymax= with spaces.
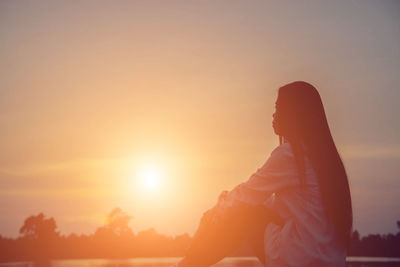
xmin=1 ymin=257 xmax=400 ymax=267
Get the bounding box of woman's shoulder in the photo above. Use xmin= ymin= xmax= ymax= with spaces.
xmin=269 ymin=142 xmax=317 ymax=182
xmin=270 ymin=142 xmax=294 ymax=159
xmin=258 ymin=142 xmax=296 ymax=173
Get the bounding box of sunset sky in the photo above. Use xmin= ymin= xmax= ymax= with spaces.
xmin=0 ymin=0 xmax=399 ymax=238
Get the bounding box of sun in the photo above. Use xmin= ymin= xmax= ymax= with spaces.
xmin=136 ymin=163 xmax=164 ymax=192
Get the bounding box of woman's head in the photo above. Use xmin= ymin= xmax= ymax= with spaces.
xmin=273 ymin=81 xmax=353 ymax=247
xmin=272 ymin=81 xmax=326 ymax=142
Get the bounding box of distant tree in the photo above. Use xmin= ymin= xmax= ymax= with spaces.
xmin=19 ymin=213 xmax=58 ymax=240
xmin=2 ymin=211 xmax=396 ymax=260
xmin=349 ymin=230 xmax=361 ymax=255
xmin=352 ymin=230 xmax=360 ymax=242
xmin=18 ymin=213 xmax=60 ymax=260
xmin=93 ymin=208 xmax=134 ymax=258
xmin=135 ymin=228 xmax=175 ymax=256
xmin=105 ymin=208 xmax=133 ymax=236
xmin=173 ymin=233 xmax=192 ymax=255
xmin=94 ymin=208 xmax=133 ymax=238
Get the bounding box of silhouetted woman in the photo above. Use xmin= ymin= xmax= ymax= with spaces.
xmin=176 ymin=81 xmax=352 ymax=267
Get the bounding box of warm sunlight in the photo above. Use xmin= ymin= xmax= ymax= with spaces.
xmin=2 ymin=1 xmax=399 ymax=264
xmin=136 ymin=163 xmax=164 ymax=193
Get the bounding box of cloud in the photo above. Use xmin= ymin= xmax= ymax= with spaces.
xmin=0 ymin=157 xmax=130 ymax=177
xmin=0 ymin=188 xmax=112 ymax=198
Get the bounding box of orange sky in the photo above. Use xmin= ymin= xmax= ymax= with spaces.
xmin=1 ymin=1 xmax=399 ymax=238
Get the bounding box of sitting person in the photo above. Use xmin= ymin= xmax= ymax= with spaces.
xmin=176 ymin=81 xmax=352 ymax=267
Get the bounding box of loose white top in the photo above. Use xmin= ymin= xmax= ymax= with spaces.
xmin=217 ymin=142 xmax=346 ymax=267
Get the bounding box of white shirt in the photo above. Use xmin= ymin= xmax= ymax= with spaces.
xmin=217 ymin=142 xmax=346 ymax=267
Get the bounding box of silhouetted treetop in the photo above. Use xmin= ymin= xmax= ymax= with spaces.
xmin=19 ymin=213 xmax=58 ymax=240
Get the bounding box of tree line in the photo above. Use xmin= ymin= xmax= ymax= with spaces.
xmin=0 ymin=208 xmax=399 ymax=262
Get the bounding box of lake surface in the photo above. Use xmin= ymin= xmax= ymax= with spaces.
xmin=1 ymin=257 xmax=400 ymax=267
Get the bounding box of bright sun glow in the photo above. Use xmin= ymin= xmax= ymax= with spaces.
xmin=136 ymin=163 xmax=164 ymax=192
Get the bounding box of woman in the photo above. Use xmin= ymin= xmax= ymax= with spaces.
xmin=177 ymin=81 xmax=352 ymax=267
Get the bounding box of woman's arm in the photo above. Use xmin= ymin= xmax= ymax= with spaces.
xmin=212 ymin=143 xmax=298 ymax=222
xmin=177 ymin=144 xmax=296 ymax=267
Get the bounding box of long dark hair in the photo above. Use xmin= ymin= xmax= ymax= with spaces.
xmin=275 ymin=81 xmax=352 ymax=247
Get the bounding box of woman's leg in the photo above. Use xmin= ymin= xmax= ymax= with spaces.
xmin=178 ymin=205 xmax=283 ymax=267
xmin=179 ymin=206 xmax=244 ymax=267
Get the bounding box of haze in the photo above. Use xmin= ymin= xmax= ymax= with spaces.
xmin=0 ymin=0 xmax=399 ymax=238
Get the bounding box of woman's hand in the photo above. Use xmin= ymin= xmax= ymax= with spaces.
xmin=200 ymin=190 xmax=228 ymax=221
xmin=210 ymin=190 xmax=231 ymax=223
xmin=218 ymin=190 xmax=229 ymax=203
